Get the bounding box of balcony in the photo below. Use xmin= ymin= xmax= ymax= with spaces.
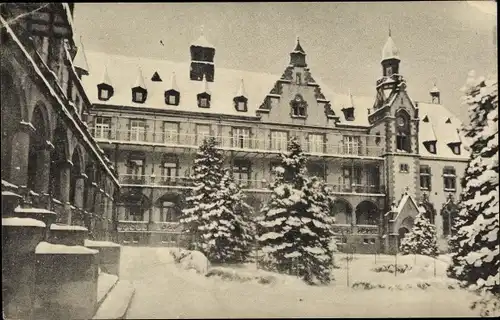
xmin=117 ymin=220 xmax=182 ymax=233
xmin=90 ymin=128 xmax=385 ymax=159
xmin=331 ymin=224 xmax=380 ymax=235
xmin=117 ymin=174 xmax=385 ymax=195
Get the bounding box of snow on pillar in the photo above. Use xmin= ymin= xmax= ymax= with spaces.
xmin=9 ymin=130 xmax=30 ymax=187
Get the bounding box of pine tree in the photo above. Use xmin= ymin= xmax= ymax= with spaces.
xmin=399 ymin=211 xmax=439 ymax=257
xmin=257 ymin=137 xmax=336 ymax=284
xmin=447 ymin=72 xmax=499 ymax=298
xmin=200 ymin=169 xmax=255 ymax=263
xmin=179 ymin=137 xmax=224 ymax=251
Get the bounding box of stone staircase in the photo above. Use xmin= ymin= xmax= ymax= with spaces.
xmin=2 ymin=185 xmax=135 ymax=320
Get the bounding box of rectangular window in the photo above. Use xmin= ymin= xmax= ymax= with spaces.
xmin=443 ymin=167 xmax=456 ymax=191
xmin=100 ymin=89 xmax=109 ymax=100
xmin=236 ymin=101 xmax=246 ymax=112
xmin=308 ymin=133 xmax=325 ymax=153
xmin=396 ymin=134 xmax=410 ymax=152
xmin=292 ymin=103 xmax=306 ymax=117
xmin=296 ymin=73 xmax=302 ymax=85
xmin=399 ymin=163 xmax=409 ymax=173
xmin=130 ymin=119 xmax=147 ymax=141
xmin=127 ymin=157 xmax=145 ymax=184
xmin=233 ymin=159 xmax=251 ymax=187
xmin=134 ymin=91 xmax=143 ymax=102
xmin=168 ymin=95 xmax=176 ymax=105
xmin=232 ymin=127 xmax=251 ymax=149
xmin=161 ymin=155 xmax=178 ymax=184
xmin=366 ymin=165 xmax=380 ymax=193
xmin=196 ymin=124 xmax=211 ymax=145
xmin=200 ymin=98 xmax=208 ymax=108
xmin=270 ymin=130 xmax=288 ymax=151
xmin=342 ymin=166 xmax=362 ymax=191
xmin=95 ymin=117 xmax=112 ymax=139
xmin=163 ymin=122 xmax=179 ymax=144
xmin=420 ymin=165 xmax=432 ymax=190
xmin=343 ymin=136 xmax=361 ymax=155
xmin=386 ymin=66 xmax=393 ymax=76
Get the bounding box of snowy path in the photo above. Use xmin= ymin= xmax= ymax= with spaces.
xmin=121 ymin=247 xmax=479 ymax=318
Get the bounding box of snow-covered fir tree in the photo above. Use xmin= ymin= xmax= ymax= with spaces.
xmin=447 ymin=72 xmax=499 ymax=299
xmin=179 ymin=137 xmax=224 ymax=251
xmin=399 ymin=211 xmax=439 ymax=257
xmin=199 ymin=169 xmax=255 ymax=263
xmin=257 ymin=137 xmax=336 ymax=285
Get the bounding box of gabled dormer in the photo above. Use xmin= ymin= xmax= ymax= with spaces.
xmin=233 ymin=78 xmax=248 ymax=112
xmin=165 ymin=72 xmax=180 ymax=106
xmin=341 ymin=89 xmax=356 ymax=121
xmin=97 ymin=65 xmax=113 ymax=101
xmin=448 ymin=142 xmax=461 ymax=155
xmin=197 ymin=75 xmax=211 ymax=108
xmin=131 ymin=67 xmax=147 ymax=104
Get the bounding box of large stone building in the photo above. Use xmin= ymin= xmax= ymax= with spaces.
xmin=79 ymin=27 xmax=468 ymax=253
xmin=1 ymin=3 xmax=118 ymax=240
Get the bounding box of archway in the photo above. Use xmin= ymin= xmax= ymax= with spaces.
xmin=117 ymin=191 xmax=151 ymax=221
xmin=1 ymin=71 xmax=23 ymax=182
xmin=355 ymin=200 xmax=380 ymax=225
xmin=156 ymin=192 xmax=184 ymax=222
xmin=332 ymin=198 xmax=353 ymax=224
xmin=398 ymin=227 xmax=410 ymax=249
xmin=27 ymin=104 xmax=50 ymax=192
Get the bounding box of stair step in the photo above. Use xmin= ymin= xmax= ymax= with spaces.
xmin=93 ymin=280 xmax=135 ymax=320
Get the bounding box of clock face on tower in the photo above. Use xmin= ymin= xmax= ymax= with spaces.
xmin=397 ymin=116 xmax=405 ymax=127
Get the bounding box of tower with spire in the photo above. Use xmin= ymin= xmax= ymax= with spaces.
xmin=430 ymin=82 xmax=440 ymax=104
xmin=190 ymin=25 xmax=216 ymax=82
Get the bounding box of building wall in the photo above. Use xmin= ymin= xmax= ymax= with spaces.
xmin=419 ymin=158 xmax=468 ymax=238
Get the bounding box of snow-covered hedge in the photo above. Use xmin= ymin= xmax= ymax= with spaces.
xmin=170 ymin=249 xmax=210 ymax=274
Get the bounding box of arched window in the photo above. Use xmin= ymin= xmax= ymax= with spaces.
xmin=395 ymin=110 xmax=411 ymax=152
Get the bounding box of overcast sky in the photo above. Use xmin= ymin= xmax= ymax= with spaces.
xmin=74 ymin=1 xmax=497 ymax=123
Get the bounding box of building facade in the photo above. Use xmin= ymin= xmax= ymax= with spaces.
xmin=1 ymin=3 xmax=119 ymax=238
xmin=80 ymin=29 xmax=468 ymax=252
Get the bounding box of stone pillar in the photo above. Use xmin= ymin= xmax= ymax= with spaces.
xmin=74 ymin=175 xmax=86 ymax=209
xmin=58 ymin=160 xmax=73 ymax=224
xmin=9 ymin=130 xmax=30 ymax=187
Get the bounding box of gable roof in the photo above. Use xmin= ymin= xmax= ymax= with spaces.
xmin=390 ymin=192 xmax=426 ymax=221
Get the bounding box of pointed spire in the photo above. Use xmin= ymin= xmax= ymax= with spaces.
xmin=236 ymin=78 xmax=246 ymax=97
xmin=191 ymin=24 xmax=214 ymax=48
xmin=201 ymin=74 xmax=210 ymax=94
xmin=381 ymin=28 xmax=400 ymax=62
xmin=430 ymin=81 xmax=440 ymax=93
xmin=101 ymin=65 xmax=112 ymax=86
xmin=170 ymin=72 xmax=179 ymax=91
xmin=134 ymin=67 xmax=146 ymax=89
xmin=388 ymin=23 xmax=391 ymax=37
xmin=292 ymin=36 xmax=306 ymax=54
xmin=74 ymin=35 xmax=90 ymax=74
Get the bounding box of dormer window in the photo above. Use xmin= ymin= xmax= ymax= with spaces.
xmin=197 ymin=92 xmax=211 ymax=108
xmin=165 ymin=89 xmax=180 ymax=106
xmin=422 ymin=115 xmax=429 ymax=122
xmin=424 ymin=141 xmax=437 ymax=154
xmin=132 ymin=87 xmax=147 ymax=104
xmin=290 ymin=94 xmax=307 ymax=118
xmin=445 ymin=118 xmax=452 ymax=124
xmin=341 ymin=107 xmax=355 ymax=121
xmin=448 ymin=142 xmax=461 ymax=155
xmin=97 ymin=83 xmax=113 ymax=101
xmin=233 ymin=96 xmax=248 ymax=112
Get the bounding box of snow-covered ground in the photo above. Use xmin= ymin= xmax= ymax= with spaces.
xmin=120 ymin=246 xmax=480 ymax=318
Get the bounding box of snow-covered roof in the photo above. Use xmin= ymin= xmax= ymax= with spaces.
xmin=236 ymin=78 xmax=247 ymax=97
xmin=418 ymin=102 xmax=469 ymax=160
xmin=74 ymin=36 xmax=90 ymax=73
xmin=84 ymin=239 xmax=121 ymax=247
xmin=382 ymin=36 xmax=400 ymax=62
xmin=100 ymin=65 xmax=112 ymax=86
xmin=133 ymin=67 xmax=146 ymax=89
xmin=83 ymin=51 xmax=278 ymax=117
